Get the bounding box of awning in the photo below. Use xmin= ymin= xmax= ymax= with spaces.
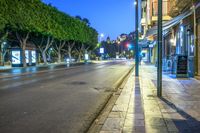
xmin=145 ymin=2 xmax=200 ymax=37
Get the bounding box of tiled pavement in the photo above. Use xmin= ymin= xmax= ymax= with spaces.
xmin=99 ymin=64 xmax=200 ymax=133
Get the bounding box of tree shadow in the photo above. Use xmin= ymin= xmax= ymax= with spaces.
xmin=132 ymin=76 xmax=145 ymax=132
xmin=160 ymin=97 xmax=200 ymax=133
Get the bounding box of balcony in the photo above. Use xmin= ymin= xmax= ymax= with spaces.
xmin=151 ymin=1 xmax=172 ymax=22
xmin=141 ymin=18 xmax=146 ymax=26
xmin=169 ymin=0 xmax=194 ymax=17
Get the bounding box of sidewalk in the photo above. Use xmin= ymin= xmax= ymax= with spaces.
xmin=98 ymin=63 xmax=200 ymax=133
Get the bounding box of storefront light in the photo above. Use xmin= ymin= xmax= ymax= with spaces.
xmin=180 ymin=26 xmax=184 ymax=32
xmin=180 ymin=38 xmax=183 ymax=47
xmin=191 ymin=45 xmax=194 ymax=53
xmin=170 ymin=39 xmax=174 ymax=44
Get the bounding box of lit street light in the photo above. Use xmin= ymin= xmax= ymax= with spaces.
xmin=99 ymin=33 xmax=104 ymax=42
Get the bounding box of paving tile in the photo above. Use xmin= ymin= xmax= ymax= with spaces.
xmin=124 ymin=119 xmax=145 ymax=127
xmin=101 ymin=118 xmax=124 ymax=131
xmin=123 ymin=126 xmax=145 ymax=133
xmin=100 ymin=130 xmax=121 ymax=133
xmin=145 ymin=117 xmax=166 ymax=126
xmin=112 ymin=105 xmax=128 ymax=112
xmin=108 ymin=112 xmax=126 ymax=118
xmin=100 ymin=64 xmax=200 ymax=133
xmin=145 ymin=125 xmax=168 ymax=133
xmin=126 ymin=113 xmax=145 ymax=120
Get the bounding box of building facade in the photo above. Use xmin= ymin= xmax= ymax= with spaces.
xmin=143 ymin=0 xmax=200 ymax=77
xmin=141 ymin=0 xmax=172 ymax=64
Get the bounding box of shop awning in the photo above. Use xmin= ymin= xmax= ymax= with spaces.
xmin=145 ymin=3 xmax=200 ymax=37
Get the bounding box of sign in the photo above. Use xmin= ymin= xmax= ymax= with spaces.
xmin=149 ymin=44 xmax=154 ymax=48
xmin=85 ymin=54 xmax=89 ymax=60
xmin=12 ymin=51 xmax=21 ymax=64
xmin=176 ymin=55 xmax=188 ymax=78
xmin=100 ymin=48 xmax=104 ymax=54
xmin=25 ymin=50 xmax=29 ymax=63
xmin=31 ymin=51 xmax=36 ymax=63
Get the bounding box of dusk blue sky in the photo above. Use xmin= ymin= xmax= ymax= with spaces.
xmin=42 ymin=0 xmax=140 ymax=40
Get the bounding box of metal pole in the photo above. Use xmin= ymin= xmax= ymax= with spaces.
xmin=135 ymin=0 xmax=139 ymax=76
xmin=193 ymin=3 xmax=198 ymax=75
xmin=157 ymin=0 xmax=162 ymax=97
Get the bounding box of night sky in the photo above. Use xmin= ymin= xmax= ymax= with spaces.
xmin=42 ymin=0 xmax=140 ymax=40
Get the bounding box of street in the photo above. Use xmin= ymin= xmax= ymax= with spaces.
xmin=0 ymin=60 xmax=133 ymax=133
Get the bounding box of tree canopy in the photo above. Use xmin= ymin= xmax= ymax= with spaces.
xmin=0 ymin=0 xmax=98 ymax=65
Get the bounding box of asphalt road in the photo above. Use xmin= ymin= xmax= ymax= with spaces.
xmin=0 ymin=60 xmax=133 ymax=133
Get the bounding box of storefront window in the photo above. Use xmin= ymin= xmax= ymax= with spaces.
xmin=189 ymin=35 xmax=195 ymax=56
xmin=176 ymin=31 xmax=181 ymax=54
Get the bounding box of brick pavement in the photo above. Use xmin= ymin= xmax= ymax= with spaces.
xmin=99 ymin=64 xmax=200 ymax=133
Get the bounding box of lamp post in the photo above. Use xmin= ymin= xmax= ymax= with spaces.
xmin=99 ymin=33 xmax=104 ymax=60
xmin=157 ymin=0 xmax=163 ymax=97
xmin=99 ymin=33 xmax=104 ymax=42
xmin=135 ymin=0 xmax=139 ymax=76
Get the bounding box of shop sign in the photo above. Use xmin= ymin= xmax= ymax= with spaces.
xmin=12 ymin=50 xmax=21 ymax=64
xmin=176 ymin=55 xmax=188 ymax=78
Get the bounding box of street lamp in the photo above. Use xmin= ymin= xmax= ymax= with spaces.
xmin=99 ymin=33 xmax=104 ymax=42
xmin=98 ymin=33 xmax=104 ymax=60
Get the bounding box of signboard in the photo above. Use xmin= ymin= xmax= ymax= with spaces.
xmin=85 ymin=54 xmax=89 ymax=60
xmin=176 ymin=55 xmax=188 ymax=78
xmin=12 ymin=50 xmax=21 ymax=64
xmin=31 ymin=51 xmax=36 ymax=63
xmin=100 ymin=48 xmax=104 ymax=54
xmin=149 ymin=44 xmax=154 ymax=48
xmin=25 ymin=50 xmax=29 ymax=63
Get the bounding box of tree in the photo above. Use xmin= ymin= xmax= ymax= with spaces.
xmin=6 ymin=0 xmax=44 ymax=67
xmin=82 ymin=18 xmax=91 ymax=26
xmin=1 ymin=0 xmax=98 ymax=66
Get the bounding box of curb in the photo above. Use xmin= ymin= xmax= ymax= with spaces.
xmin=85 ymin=65 xmax=134 ymax=133
xmin=0 ymin=61 xmax=115 ymax=79
xmin=0 ymin=62 xmax=92 ymax=79
xmin=0 ymin=65 xmax=82 ymax=79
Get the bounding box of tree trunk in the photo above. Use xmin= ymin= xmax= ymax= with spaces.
xmin=77 ymin=51 xmax=82 ymax=62
xmin=2 ymin=54 xmax=5 ymax=66
xmin=42 ymin=51 xmax=47 ymax=65
xmin=16 ymin=32 xmax=29 ymax=67
xmin=41 ymin=37 xmax=54 ymax=65
xmin=22 ymin=44 xmax=27 ymax=67
xmin=0 ymin=51 xmax=3 ymax=66
xmin=58 ymin=50 xmax=61 ymax=63
xmin=77 ymin=43 xmax=84 ymax=62
xmin=68 ymin=51 xmax=72 ymax=62
xmin=67 ymin=45 xmax=72 ymax=62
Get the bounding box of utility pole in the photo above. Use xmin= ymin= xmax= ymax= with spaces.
xmin=157 ymin=0 xmax=162 ymax=97
xmin=135 ymin=0 xmax=139 ymax=76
